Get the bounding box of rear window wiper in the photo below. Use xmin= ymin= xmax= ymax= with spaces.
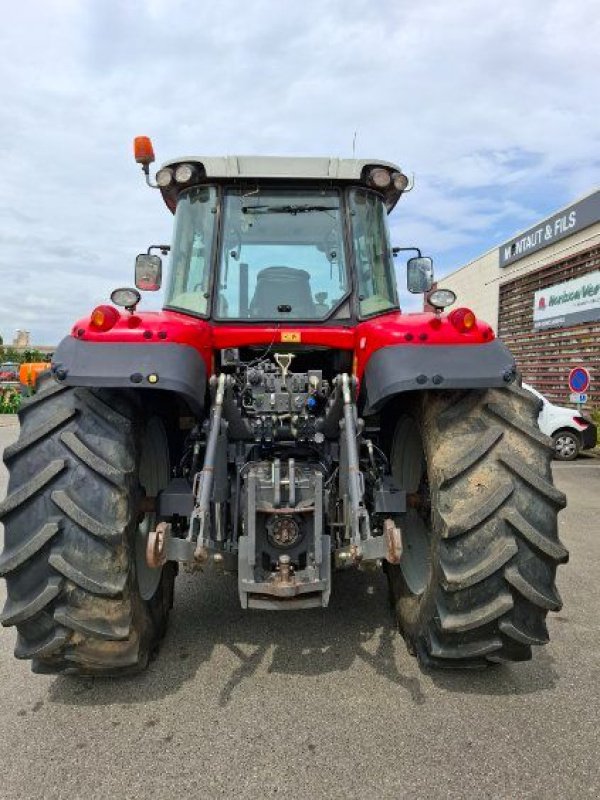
xmin=241 ymin=204 xmax=338 ymax=215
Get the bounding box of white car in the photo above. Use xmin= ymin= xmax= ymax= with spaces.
xmin=523 ymin=383 xmax=598 ymax=460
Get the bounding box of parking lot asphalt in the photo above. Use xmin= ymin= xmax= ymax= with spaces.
xmin=0 ymin=421 xmax=599 ymax=800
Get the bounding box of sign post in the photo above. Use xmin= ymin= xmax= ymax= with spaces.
xmin=568 ymin=367 xmax=590 ymax=413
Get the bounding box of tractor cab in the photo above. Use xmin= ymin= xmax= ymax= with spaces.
xmin=132 ymin=141 xmax=436 ymax=323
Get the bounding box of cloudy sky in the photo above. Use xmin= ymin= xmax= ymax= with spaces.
xmin=1 ymin=0 xmax=599 ymax=344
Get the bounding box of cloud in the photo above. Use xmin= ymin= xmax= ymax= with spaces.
xmin=0 ymin=0 xmax=599 ymax=343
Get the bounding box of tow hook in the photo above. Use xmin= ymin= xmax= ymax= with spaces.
xmin=276 ymin=554 xmax=295 ymax=586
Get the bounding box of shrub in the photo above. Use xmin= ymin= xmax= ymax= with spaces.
xmin=0 ymin=387 xmax=21 ymax=414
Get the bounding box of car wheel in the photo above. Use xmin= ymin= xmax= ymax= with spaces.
xmin=552 ymin=430 xmax=580 ymax=461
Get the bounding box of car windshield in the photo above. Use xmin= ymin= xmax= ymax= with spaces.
xmin=216 ymin=188 xmax=349 ymax=320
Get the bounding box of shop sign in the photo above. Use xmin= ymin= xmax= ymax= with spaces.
xmin=533 ymin=270 xmax=600 ymax=330
xmin=500 ymin=190 xmax=600 ymax=267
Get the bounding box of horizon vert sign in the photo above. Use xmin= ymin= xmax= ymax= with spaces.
xmin=500 ymin=190 xmax=600 ymax=268
xmin=533 ymin=270 xmax=600 ymax=330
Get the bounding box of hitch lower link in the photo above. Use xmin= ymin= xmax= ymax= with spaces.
xmin=146 ymin=373 xmax=234 ymax=570
xmin=334 ymin=374 xmax=403 ymax=568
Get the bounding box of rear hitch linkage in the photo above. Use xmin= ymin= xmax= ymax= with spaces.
xmin=145 ymin=370 xmax=403 ymax=593
xmin=335 ymin=374 xmax=402 ymax=567
xmin=146 ymin=373 xmax=233 ymax=570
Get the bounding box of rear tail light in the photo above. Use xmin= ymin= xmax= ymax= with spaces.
xmin=449 ymin=307 xmax=476 ymax=333
xmin=90 ymin=305 xmax=120 ymax=332
xmin=572 ymin=416 xmax=589 ymax=428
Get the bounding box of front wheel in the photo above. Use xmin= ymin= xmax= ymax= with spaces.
xmin=385 ymin=384 xmax=568 ymax=668
xmin=0 ymin=377 xmax=176 ymax=675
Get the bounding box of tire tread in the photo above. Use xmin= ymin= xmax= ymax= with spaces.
xmin=0 ymin=378 xmax=174 ymax=675
xmin=387 ymin=383 xmax=568 ymax=668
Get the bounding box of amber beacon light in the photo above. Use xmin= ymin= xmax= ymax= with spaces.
xmin=134 ymin=136 xmax=155 ymax=166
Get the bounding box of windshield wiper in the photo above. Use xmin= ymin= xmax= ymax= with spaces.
xmin=241 ymin=204 xmax=338 ymax=215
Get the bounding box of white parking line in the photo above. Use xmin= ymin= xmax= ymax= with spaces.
xmin=553 ymin=462 xmax=600 ymax=468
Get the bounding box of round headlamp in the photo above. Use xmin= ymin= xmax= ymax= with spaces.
xmin=428 ymin=289 xmax=457 ymax=310
xmin=155 ymin=168 xmax=173 ymax=188
xmin=391 ymin=171 xmax=409 ymax=191
xmin=174 ymin=163 xmax=196 ymax=184
xmin=367 ymin=167 xmax=392 ymax=189
xmin=110 ymin=287 xmax=141 ymax=310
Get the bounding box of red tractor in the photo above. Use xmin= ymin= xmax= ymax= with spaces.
xmin=0 ymin=138 xmax=567 ymax=675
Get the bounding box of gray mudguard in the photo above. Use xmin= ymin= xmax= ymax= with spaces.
xmin=361 ymin=340 xmax=516 ymax=413
xmin=51 ymin=336 xmax=206 ymax=415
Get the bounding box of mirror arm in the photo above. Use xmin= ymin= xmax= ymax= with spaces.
xmin=148 ymin=245 xmax=171 ymax=256
xmin=392 ymin=246 xmax=422 ymax=258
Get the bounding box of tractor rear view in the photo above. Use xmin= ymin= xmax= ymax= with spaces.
xmin=0 ymin=139 xmax=567 ymax=675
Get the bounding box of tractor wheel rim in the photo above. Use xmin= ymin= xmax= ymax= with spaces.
xmin=391 ymin=417 xmax=431 ymax=597
xmin=136 ymin=418 xmax=170 ymax=601
xmin=400 ymin=508 xmax=430 ymax=595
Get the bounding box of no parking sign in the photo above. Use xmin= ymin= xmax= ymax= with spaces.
xmin=568 ymin=367 xmax=590 ymax=405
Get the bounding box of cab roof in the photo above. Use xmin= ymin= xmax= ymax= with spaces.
xmin=157 ymin=155 xmax=406 ymax=213
xmin=160 ymin=155 xmax=403 ymax=180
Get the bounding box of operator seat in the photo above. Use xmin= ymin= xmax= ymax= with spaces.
xmin=249 ymin=267 xmax=316 ymax=318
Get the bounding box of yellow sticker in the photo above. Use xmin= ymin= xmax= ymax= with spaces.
xmin=281 ymin=331 xmax=301 ymax=343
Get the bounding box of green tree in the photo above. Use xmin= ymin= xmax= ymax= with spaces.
xmin=2 ymin=347 xmax=21 ymax=363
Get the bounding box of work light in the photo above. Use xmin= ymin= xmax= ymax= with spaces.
xmin=156 ymin=168 xmax=174 ymax=188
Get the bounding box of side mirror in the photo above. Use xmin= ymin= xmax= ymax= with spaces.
xmin=407 ymin=256 xmax=434 ymax=294
xmin=135 ymin=253 xmax=162 ymax=291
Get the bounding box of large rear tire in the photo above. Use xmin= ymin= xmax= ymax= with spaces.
xmin=385 ymin=383 xmax=568 ymax=667
xmin=0 ymin=376 xmax=176 ymax=675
